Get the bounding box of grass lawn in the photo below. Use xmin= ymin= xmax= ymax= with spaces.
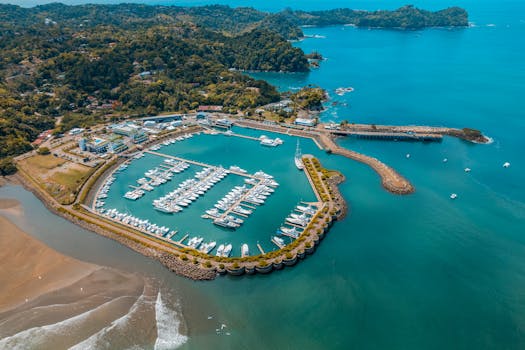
xmin=18 ymin=155 xmax=96 ymax=204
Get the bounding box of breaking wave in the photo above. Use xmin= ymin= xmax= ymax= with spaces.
xmin=68 ymin=292 xmax=147 ymax=350
xmin=0 ymin=296 xmax=132 ymax=349
xmin=154 ymin=291 xmax=187 ymax=350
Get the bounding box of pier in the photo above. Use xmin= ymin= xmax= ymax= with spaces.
xmin=257 ymin=243 xmax=265 ymax=255
xmin=165 ymin=230 xmax=177 ymax=240
xmin=216 ymin=181 xmax=265 ymax=220
xmin=340 ymin=131 xmax=442 ymax=142
xmin=178 ymin=233 xmax=189 ymax=244
xmin=145 ymin=150 xmax=259 ymax=178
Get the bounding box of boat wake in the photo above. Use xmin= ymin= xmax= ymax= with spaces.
xmin=154 ymin=291 xmax=188 ymax=350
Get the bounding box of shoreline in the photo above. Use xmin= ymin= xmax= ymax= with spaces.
xmin=7 ymin=116 xmax=490 ymax=280
xmin=13 ymin=171 xmax=218 ymax=281
xmin=13 ymin=128 xmax=346 ymax=280
xmin=0 ymin=213 xmax=153 ymax=347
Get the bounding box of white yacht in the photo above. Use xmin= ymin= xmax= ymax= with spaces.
xmin=271 ymin=236 xmax=285 ymax=248
xmin=216 ymin=244 xmax=225 ymax=257
xmin=222 ymin=244 xmax=232 ymax=257
xmin=279 ymin=226 xmax=300 ymax=239
xmin=241 ymin=243 xmax=249 ymax=257
xmin=229 ymin=165 xmax=247 ymax=173
xmin=295 ymin=140 xmax=304 ymax=170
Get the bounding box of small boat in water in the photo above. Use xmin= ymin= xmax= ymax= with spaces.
xmin=271 ymin=236 xmax=285 ymax=249
xmin=503 ymin=162 xmax=510 ymax=168
xmin=241 ymin=243 xmax=249 ymax=257
xmin=222 ymin=244 xmax=232 ymax=257
xmin=216 ymin=244 xmax=225 ymax=257
xmin=450 ymin=193 xmax=458 ymax=199
xmin=279 ymin=226 xmax=300 ymax=239
xmin=464 ymin=167 xmax=471 ymax=173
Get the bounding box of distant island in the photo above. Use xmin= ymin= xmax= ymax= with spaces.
xmin=0 ymin=3 xmax=470 ymax=174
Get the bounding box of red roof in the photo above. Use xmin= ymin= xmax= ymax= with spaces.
xmin=31 ymin=138 xmax=45 ymax=146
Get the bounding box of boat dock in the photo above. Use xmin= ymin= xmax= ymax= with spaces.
xmin=145 ymin=150 xmax=259 ymax=178
xmin=272 ymin=238 xmax=285 ymax=249
xmin=178 ymin=233 xmax=189 ymax=244
xmin=217 ymin=183 xmax=264 ymax=220
xmin=217 ymin=130 xmax=260 ymax=141
xmin=257 ymin=243 xmax=265 ymax=254
xmin=338 ymin=130 xmax=443 ymax=142
xmin=165 ymin=230 xmax=177 ymax=240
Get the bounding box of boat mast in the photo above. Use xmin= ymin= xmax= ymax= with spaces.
xmin=295 ymin=140 xmax=301 ymax=158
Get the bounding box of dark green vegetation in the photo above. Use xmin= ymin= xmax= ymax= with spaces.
xmin=291 ymin=87 xmax=327 ymax=111
xmin=0 ymin=158 xmax=17 ymax=176
xmin=0 ymin=3 xmax=468 ymax=163
xmin=0 ymin=4 xmax=311 ymax=161
xmin=282 ymin=5 xmax=468 ymax=29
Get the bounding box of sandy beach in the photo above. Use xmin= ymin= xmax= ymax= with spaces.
xmin=0 ymin=207 xmax=181 ymax=349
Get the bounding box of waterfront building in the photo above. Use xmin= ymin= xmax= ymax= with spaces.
xmin=294 ymin=118 xmax=317 ymax=127
xmin=141 ymin=114 xmax=182 ymax=123
xmin=198 ymin=105 xmax=223 ymax=112
xmin=131 ymin=131 xmax=148 ymax=144
xmin=214 ymin=118 xmax=233 ymax=129
xmin=108 ymin=139 xmax=128 ymax=153
xmin=112 ymin=123 xmax=140 ymax=137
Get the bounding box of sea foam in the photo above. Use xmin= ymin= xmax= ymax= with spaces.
xmin=154 ymin=291 xmax=188 ymax=350
xmin=69 ymin=292 xmax=147 ymax=350
xmin=0 ymin=296 xmax=131 ymax=350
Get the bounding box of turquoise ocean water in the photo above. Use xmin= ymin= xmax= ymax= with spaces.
xmin=1 ymin=0 xmax=525 ymax=348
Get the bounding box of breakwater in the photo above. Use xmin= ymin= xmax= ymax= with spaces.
xmin=234 ymin=119 xmax=415 ymax=195
xmin=318 ymin=134 xmax=415 ymax=195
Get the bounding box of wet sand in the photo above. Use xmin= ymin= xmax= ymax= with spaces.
xmin=0 ymin=214 xmax=173 ymax=349
xmin=0 ymin=209 xmax=189 ymax=349
xmin=0 ymin=214 xmax=103 ymax=312
xmin=0 ymin=198 xmax=22 ymax=216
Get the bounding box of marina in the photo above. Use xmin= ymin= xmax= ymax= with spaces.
xmin=89 ymin=129 xmax=327 ymax=257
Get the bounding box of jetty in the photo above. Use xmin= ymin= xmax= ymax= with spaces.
xmin=257 ymin=243 xmax=265 ymax=255
xmin=231 ymin=119 xmax=414 ymax=195
xmin=145 ymin=150 xmax=258 ymax=178
xmin=319 ymin=134 xmax=414 ymax=194
xmin=339 ymin=130 xmax=442 ymax=142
